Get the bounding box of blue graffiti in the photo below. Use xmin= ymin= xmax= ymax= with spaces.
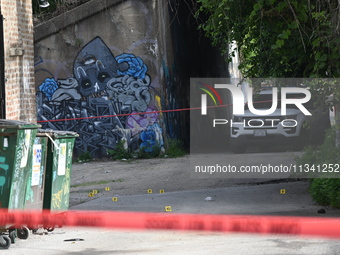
xmin=140 ymin=123 xmax=164 ymax=152
xmin=39 ymin=78 xmax=59 ymax=100
xmin=116 ymin=54 xmax=148 ymax=79
xmin=36 ymin=37 xmax=161 ymax=158
xmin=34 ymin=56 xmax=44 ymax=66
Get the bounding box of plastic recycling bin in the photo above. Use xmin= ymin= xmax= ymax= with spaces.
xmin=41 ymin=130 xmax=78 ymax=212
xmin=24 ymin=135 xmax=48 ymax=211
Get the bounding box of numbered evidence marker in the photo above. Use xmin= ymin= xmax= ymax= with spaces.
xmin=105 ymin=187 xmax=110 ymax=191
xmin=165 ymin=206 xmax=172 ymax=212
xmin=147 ymin=189 xmax=153 ymax=194
xmin=159 ymin=189 xmax=165 ymax=194
xmin=92 ymin=190 xmax=98 ymax=194
xmin=280 ymin=189 xmax=286 ymax=194
xmin=88 ymin=192 xmax=94 ymax=197
xmin=112 ymin=197 xmax=118 ymax=202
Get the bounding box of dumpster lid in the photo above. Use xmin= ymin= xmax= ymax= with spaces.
xmin=0 ymin=119 xmax=41 ymax=129
xmin=37 ymin=129 xmax=79 ymax=138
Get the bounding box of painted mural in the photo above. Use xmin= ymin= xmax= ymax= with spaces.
xmin=36 ymin=37 xmax=164 ymax=158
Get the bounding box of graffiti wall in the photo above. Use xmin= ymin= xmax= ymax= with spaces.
xmin=36 ymin=37 xmax=164 ymax=158
xmin=33 ymin=0 xmax=173 ymax=158
xmin=34 ymin=0 xmax=229 ymax=157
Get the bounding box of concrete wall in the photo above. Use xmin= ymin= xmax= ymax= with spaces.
xmin=34 ymin=0 xmax=172 ymax=158
xmin=1 ymin=0 xmax=36 ymax=122
xmin=34 ymin=0 xmax=229 ymax=158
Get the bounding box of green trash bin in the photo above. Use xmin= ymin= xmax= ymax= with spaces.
xmin=0 ymin=119 xmax=41 ymax=248
xmin=0 ymin=120 xmax=40 ymax=210
xmin=41 ymin=130 xmax=78 ymax=213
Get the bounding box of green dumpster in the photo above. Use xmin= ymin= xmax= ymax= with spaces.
xmin=0 ymin=120 xmax=40 ymax=210
xmin=41 ymin=130 xmax=78 ymax=212
xmin=0 ymin=119 xmax=41 ymax=248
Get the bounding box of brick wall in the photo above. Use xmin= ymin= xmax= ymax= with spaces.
xmin=1 ymin=0 xmax=36 ymax=122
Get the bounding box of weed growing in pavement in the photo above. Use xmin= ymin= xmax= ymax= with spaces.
xmin=75 ymin=151 xmax=92 ymax=163
xmin=296 ymin=128 xmax=340 ymax=208
xmin=164 ymin=139 xmax=186 ymax=158
xmin=107 ymin=140 xmax=133 ymax=160
xmin=137 ymin=143 xmax=162 ymax=159
xmin=107 ymin=139 xmax=186 ymax=160
xmin=136 ymin=139 xmax=187 ymax=159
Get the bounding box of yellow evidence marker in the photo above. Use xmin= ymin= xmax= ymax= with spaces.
xmin=159 ymin=189 xmax=165 ymax=194
xmin=147 ymin=189 xmax=153 ymax=194
xmin=165 ymin=206 xmax=172 ymax=212
xmin=280 ymin=189 xmax=286 ymax=194
xmin=92 ymin=190 xmax=98 ymax=194
xmin=88 ymin=192 xmax=94 ymax=197
xmin=112 ymin=197 xmax=118 ymax=202
xmin=105 ymin=187 xmax=110 ymax=191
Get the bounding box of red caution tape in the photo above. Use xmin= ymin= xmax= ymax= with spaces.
xmin=1 ymin=209 xmax=340 ymax=239
xmin=36 ymin=103 xmax=234 ymax=123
